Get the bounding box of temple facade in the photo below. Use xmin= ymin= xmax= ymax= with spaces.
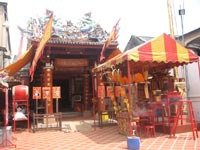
xmin=20 ymin=12 xmax=119 ymax=116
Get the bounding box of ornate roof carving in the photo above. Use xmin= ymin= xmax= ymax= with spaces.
xmin=19 ymin=11 xmax=118 ymax=46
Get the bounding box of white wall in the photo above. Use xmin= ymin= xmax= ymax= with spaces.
xmin=186 ymin=62 xmax=200 ymax=99
xmin=185 ymin=62 xmax=200 ymax=122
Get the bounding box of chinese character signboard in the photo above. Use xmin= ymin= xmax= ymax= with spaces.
xmin=32 ymin=87 xmax=41 ymax=99
xmin=52 ymin=86 xmax=61 ymax=99
xmin=54 ymin=58 xmax=88 ymax=67
xmin=42 ymin=87 xmax=51 ymax=99
xmin=120 ymin=87 xmax=127 ymax=98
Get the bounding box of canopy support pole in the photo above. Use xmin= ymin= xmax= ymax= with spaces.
xmin=92 ymin=72 xmax=96 ymax=130
xmin=198 ymin=58 xmax=200 ymax=80
xmin=127 ymin=61 xmax=133 ymax=136
xmin=127 ymin=61 xmax=132 ymax=112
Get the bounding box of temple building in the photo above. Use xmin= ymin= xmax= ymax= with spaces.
xmin=18 ymin=12 xmax=119 ymax=117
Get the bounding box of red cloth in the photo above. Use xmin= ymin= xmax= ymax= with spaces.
xmin=100 ymin=19 xmax=120 ymax=62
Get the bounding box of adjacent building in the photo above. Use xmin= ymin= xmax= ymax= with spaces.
xmin=181 ymin=28 xmax=200 ymax=122
xmin=0 ymin=2 xmax=11 ymax=69
xmin=0 ymin=2 xmax=12 ymax=126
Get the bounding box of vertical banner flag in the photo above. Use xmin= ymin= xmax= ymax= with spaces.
xmin=100 ymin=19 xmax=120 ymax=62
xmin=98 ymin=85 xmax=105 ymax=99
xmin=115 ymin=86 xmax=121 ymax=97
xmin=106 ymin=86 xmax=114 ymax=97
xmin=29 ymin=13 xmax=53 ymax=82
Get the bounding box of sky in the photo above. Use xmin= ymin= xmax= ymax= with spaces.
xmin=2 ymin=0 xmax=200 ymax=57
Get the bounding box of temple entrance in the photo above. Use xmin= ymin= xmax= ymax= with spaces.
xmin=53 ymin=77 xmax=84 ymax=113
xmin=53 ymin=79 xmax=70 ymax=112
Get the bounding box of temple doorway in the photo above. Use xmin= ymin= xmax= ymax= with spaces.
xmin=53 ymin=77 xmax=84 ymax=113
xmin=53 ymin=79 xmax=70 ymax=112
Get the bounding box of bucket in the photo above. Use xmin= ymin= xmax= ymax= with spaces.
xmin=102 ymin=112 xmax=109 ymax=121
xmin=127 ymin=136 xmax=140 ymax=150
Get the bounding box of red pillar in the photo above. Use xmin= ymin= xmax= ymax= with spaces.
xmin=43 ymin=65 xmax=53 ymax=114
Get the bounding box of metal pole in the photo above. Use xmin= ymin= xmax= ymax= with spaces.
xmin=127 ymin=60 xmax=133 ymax=136
xmin=167 ymin=0 xmax=178 ymax=78
xmin=3 ymin=51 xmax=4 ymax=69
xmin=56 ymin=99 xmax=58 ymax=113
xmin=179 ymin=6 xmax=189 ymax=96
xmin=4 ymin=88 xmax=8 ymax=126
xmin=179 ymin=7 xmax=185 ymax=44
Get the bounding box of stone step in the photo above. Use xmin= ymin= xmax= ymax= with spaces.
xmin=62 ymin=112 xmax=82 ymax=118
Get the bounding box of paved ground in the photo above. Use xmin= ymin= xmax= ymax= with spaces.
xmin=1 ymin=121 xmax=199 ymax=150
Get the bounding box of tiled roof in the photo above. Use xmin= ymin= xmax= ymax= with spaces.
xmin=124 ymin=35 xmax=153 ymax=51
xmin=30 ymin=37 xmax=118 ymax=47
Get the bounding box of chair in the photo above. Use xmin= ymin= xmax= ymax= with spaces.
xmin=152 ymin=105 xmax=167 ymax=133
xmin=71 ymin=95 xmax=82 ymax=108
xmin=166 ymin=92 xmax=181 ymax=126
xmin=144 ymin=112 xmax=156 ymax=137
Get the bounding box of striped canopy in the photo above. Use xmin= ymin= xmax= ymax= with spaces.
xmin=95 ymin=33 xmax=199 ymax=72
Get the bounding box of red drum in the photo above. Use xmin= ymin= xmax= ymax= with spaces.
xmin=12 ymin=85 xmax=29 ymax=100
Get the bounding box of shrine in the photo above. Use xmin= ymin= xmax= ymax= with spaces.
xmin=18 ymin=12 xmax=119 ymax=118
xmin=92 ymin=33 xmax=199 ymax=138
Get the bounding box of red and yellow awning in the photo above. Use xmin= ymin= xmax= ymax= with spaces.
xmin=95 ymin=33 xmax=198 ymax=72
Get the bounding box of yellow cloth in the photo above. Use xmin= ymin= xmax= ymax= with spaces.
xmin=0 ymin=45 xmax=33 ymax=76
